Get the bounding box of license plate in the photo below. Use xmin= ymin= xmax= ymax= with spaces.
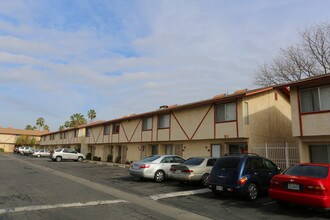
xmin=287 ymin=183 xmax=300 ymax=191
xmin=216 ymin=185 xmax=223 ymax=191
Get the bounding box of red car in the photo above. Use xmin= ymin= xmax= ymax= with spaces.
xmin=269 ymin=163 xmax=330 ymax=209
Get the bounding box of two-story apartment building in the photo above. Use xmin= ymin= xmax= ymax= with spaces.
xmin=0 ymin=127 xmax=47 ymax=152
xmin=277 ymin=73 xmax=330 ymax=163
xmin=40 ymin=121 xmax=105 ymax=153
xmin=40 ymin=86 xmax=293 ymax=164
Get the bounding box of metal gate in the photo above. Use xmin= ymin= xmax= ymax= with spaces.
xmin=249 ymin=142 xmax=299 ymax=170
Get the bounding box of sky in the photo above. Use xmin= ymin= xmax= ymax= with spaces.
xmin=0 ymin=0 xmax=329 ymax=131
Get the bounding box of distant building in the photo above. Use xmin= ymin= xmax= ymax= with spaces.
xmin=0 ymin=127 xmax=47 ymax=152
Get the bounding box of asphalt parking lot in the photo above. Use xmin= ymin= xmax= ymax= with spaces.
xmin=1 ymin=153 xmax=329 ymax=220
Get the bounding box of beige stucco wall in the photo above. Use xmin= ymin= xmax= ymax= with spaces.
xmin=0 ymin=134 xmax=15 ymax=152
xmin=302 ymin=113 xmax=330 ymax=136
xmin=243 ymin=90 xmax=293 ymax=146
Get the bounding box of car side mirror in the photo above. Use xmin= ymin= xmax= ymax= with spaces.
xmin=277 ymin=167 xmax=282 ymax=172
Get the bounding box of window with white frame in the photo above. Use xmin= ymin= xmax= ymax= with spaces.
xmin=300 ymin=85 xmax=330 ymax=113
xmin=142 ymin=117 xmax=152 ymax=131
xmin=158 ymin=114 xmax=170 ymax=128
xmin=216 ymin=102 xmax=236 ymax=122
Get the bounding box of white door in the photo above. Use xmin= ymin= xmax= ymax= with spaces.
xmin=211 ymin=145 xmax=221 ymax=157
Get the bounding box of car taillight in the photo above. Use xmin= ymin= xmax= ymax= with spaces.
xmin=182 ymin=169 xmax=193 ymax=173
xmin=270 ymin=179 xmax=280 ymax=185
xmin=238 ymin=177 xmax=247 ymax=185
xmin=307 ymin=185 xmax=327 ymax=194
xmin=140 ymin=164 xmax=151 ymax=169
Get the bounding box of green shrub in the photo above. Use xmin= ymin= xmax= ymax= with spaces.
xmin=93 ymin=156 xmax=101 ymax=161
xmin=115 ymin=156 xmax=121 ymax=163
xmin=0 ymin=148 xmax=4 ymax=153
xmin=107 ymin=154 xmax=113 ymax=162
xmin=86 ymin=153 xmax=91 ymax=160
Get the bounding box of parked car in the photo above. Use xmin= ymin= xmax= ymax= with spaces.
xmin=50 ymin=148 xmax=86 ymax=162
xmin=169 ymin=157 xmax=218 ymax=186
xmin=269 ymin=163 xmax=330 ymax=209
xmin=13 ymin=146 xmax=21 ymax=154
xmin=19 ymin=146 xmax=35 ymax=156
xmin=130 ymin=155 xmax=185 ymax=182
xmin=33 ymin=149 xmax=50 ymax=157
xmin=18 ymin=146 xmax=27 ymax=155
xmin=208 ymin=153 xmax=281 ymax=201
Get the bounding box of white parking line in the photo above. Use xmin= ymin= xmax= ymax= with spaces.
xmin=263 ymin=201 xmax=276 ymax=206
xmin=150 ymin=188 xmax=210 ymax=201
xmin=0 ymin=200 xmax=128 ymax=214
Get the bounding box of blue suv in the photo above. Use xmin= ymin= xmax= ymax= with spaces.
xmin=208 ymin=153 xmax=281 ymax=201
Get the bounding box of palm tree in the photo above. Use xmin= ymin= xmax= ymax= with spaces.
xmin=70 ymin=113 xmax=87 ymax=127
xmin=43 ymin=124 xmax=50 ymax=131
xmin=25 ymin=125 xmax=34 ymax=130
xmin=64 ymin=121 xmax=71 ymax=128
xmin=36 ymin=117 xmax=45 ymax=130
xmin=88 ymin=109 xmax=96 ymax=123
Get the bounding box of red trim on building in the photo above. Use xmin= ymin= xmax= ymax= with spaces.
xmin=171 ymin=112 xmax=190 ymax=140
xmin=297 ymin=88 xmax=303 ymax=137
xmin=236 ymin=99 xmax=239 ymax=138
xmin=120 ymin=123 xmax=129 ymax=142
xmin=191 ymin=104 xmax=213 ymax=140
xmin=129 ymin=119 xmax=141 ymax=142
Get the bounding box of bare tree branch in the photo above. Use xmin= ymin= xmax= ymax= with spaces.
xmin=254 ymin=23 xmax=330 ymax=86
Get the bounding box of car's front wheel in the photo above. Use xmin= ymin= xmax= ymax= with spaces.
xmin=154 ymin=170 xmax=165 ymax=182
xmin=37 ymin=155 xmax=41 ymax=158
xmin=246 ymin=183 xmax=258 ymax=201
xmin=77 ymin=156 xmax=83 ymax=162
xmin=56 ymin=156 xmax=62 ymax=162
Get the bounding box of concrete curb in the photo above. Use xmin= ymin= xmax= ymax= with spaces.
xmin=82 ymin=160 xmax=131 ymax=168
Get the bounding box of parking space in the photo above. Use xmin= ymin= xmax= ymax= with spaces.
xmin=2 ymin=153 xmax=330 ymax=220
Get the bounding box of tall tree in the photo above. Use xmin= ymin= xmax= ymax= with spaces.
xmin=88 ymin=109 xmax=96 ymax=123
xmin=254 ymin=23 xmax=330 ymax=86
xmin=64 ymin=121 xmax=71 ymax=128
xmin=36 ymin=117 xmax=45 ymax=130
xmin=59 ymin=125 xmax=65 ymax=131
xmin=70 ymin=113 xmax=87 ymax=127
xmin=43 ymin=124 xmax=50 ymax=131
xmin=25 ymin=125 xmax=34 ymax=130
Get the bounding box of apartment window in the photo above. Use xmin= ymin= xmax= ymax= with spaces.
xmin=112 ymin=123 xmax=120 ymax=134
xmin=86 ymin=128 xmax=91 ymax=137
xmin=50 ymin=134 xmax=54 ymax=140
xmin=142 ymin=117 xmax=152 ymax=131
xmin=300 ymin=85 xmax=330 ymax=113
xmin=60 ymin=133 xmax=63 ymax=139
xmin=74 ymin=129 xmax=78 ymax=138
xmin=104 ymin=124 xmax=110 ymax=135
xmin=216 ymin=102 xmax=236 ymax=122
xmin=63 ymin=132 xmax=67 ymax=139
xmin=158 ymin=114 xmax=170 ymax=129
xmin=244 ymin=102 xmax=249 ymax=125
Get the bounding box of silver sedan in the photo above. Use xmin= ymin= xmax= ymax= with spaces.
xmin=168 ymin=157 xmax=218 ymax=186
xmin=130 ymin=155 xmax=185 ymax=182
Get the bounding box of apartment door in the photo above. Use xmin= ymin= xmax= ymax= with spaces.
xmin=229 ymin=143 xmax=247 ymax=154
xmin=151 ymin=145 xmax=158 ymax=155
xmin=211 ymin=145 xmax=221 ymax=157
